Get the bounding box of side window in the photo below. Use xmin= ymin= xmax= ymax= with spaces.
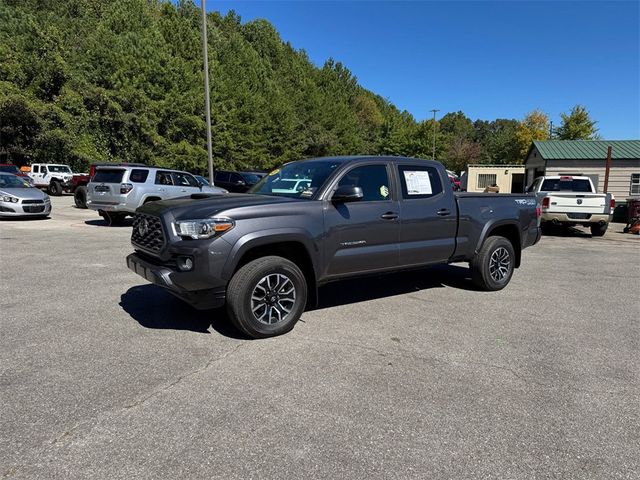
xmin=215 ymin=172 xmax=229 ymax=183
xmin=32 ymin=165 xmax=39 ymax=173
xmin=41 ymin=166 xmax=48 ymax=174
xmin=129 ymin=169 xmax=149 ymax=183
xmin=398 ymin=165 xmax=443 ymax=199
xmin=337 ymin=164 xmax=391 ymax=202
xmin=172 ymin=172 xmax=199 ymax=187
xmin=155 ymin=171 xmax=173 ymax=186
xmin=230 ymin=173 xmax=243 ymax=184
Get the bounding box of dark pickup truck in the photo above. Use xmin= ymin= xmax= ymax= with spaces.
xmin=127 ymin=156 xmax=541 ymax=338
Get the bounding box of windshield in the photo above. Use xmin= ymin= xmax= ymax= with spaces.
xmin=240 ymin=173 xmax=261 ymax=184
xmin=0 ymin=174 xmax=31 ymax=189
xmin=196 ymin=175 xmax=210 ymax=186
xmin=47 ymin=165 xmax=72 ymax=173
xmin=541 ymin=178 xmax=593 ymax=192
xmin=249 ymin=161 xmax=342 ymax=199
xmin=0 ymin=165 xmax=20 ymax=174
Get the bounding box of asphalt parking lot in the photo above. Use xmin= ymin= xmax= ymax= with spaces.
xmin=1 ymin=195 xmax=639 ymax=479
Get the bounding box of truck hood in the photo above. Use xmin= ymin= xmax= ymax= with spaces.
xmin=138 ymin=193 xmax=303 ymax=220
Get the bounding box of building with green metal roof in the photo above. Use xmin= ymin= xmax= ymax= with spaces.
xmin=524 ymin=140 xmax=640 ymax=201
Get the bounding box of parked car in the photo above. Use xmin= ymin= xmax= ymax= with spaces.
xmin=270 ymin=178 xmax=312 ymax=194
xmin=0 ymin=173 xmax=51 ymax=218
xmin=0 ymin=164 xmax=34 ymax=185
xmin=213 ymin=170 xmax=261 ymax=193
xmin=194 ymin=175 xmax=228 ymax=193
xmin=72 ymin=162 xmax=146 ymax=209
xmin=28 ymin=163 xmax=75 ymax=196
xmin=127 ymin=156 xmax=541 ymax=338
xmin=87 ymin=165 xmax=227 ymax=225
xmin=527 ymin=175 xmax=614 ymax=236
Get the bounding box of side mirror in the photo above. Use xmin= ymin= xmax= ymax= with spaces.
xmin=332 ymin=185 xmax=364 ymax=203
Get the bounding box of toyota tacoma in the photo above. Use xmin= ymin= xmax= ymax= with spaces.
xmin=127 ymin=156 xmax=541 ymax=338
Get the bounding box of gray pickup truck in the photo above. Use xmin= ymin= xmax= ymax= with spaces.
xmin=127 ymin=156 xmax=541 ymax=338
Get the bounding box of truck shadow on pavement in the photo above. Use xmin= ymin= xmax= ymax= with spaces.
xmin=119 ymin=285 xmax=246 ymax=338
xmin=315 ymin=264 xmax=475 ymax=309
xmin=120 ymin=264 xmax=475 ymax=337
xmin=84 ymin=218 xmax=133 ymax=227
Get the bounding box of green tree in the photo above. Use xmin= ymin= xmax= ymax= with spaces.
xmin=515 ymin=109 xmax=549 ymax=160
xmin=555 ymin=105 xmax=598 ymax=140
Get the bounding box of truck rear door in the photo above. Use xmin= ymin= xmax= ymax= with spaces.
xmin=396 ymin=163 xmax=457 ymax=266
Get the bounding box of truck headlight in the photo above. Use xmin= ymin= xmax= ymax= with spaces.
xmin=173 ymin=218 xmax=234 ymax=239
xmin=1 ymin=195 xmax=19 ymax=203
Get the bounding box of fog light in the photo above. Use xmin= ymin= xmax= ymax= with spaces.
xmin=177 ymin=256 xmax=194 ymax=271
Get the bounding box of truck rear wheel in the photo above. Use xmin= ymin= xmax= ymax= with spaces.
xmin=470 ymin=236 xmax=515 ymax=291
xmin=74 ymin=186 xmax=87 ymax=208
xmin=48 ymin=181 xmax=62 ymax=196
xmin=590 ymin=223 xmax=608 ymax=237
xmin=227 ymin=256 xmax=307 ymax=338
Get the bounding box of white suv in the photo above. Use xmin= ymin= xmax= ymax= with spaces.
xmin=87 ymin=166 xmax=227 ymax=225
xmin=28 ymin=163 xmax=75 ymax=195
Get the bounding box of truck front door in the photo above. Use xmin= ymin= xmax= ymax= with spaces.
xmin=323 ymin=163 xmax=400 ymax=277
xmin=396 ymin=164 xmax=457 ymax=266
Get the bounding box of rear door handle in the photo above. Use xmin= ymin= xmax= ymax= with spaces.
xmin=437 ymin=208 xmax=451 ymax=216
xmin=381 ymin=212 xmax=399 ymax=220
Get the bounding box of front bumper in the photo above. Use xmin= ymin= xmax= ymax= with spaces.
xmin=0 ymin=200 xmax=51 ymax=217
xmin=541 ymin=212 xmax=611 ymax=225
xmin=126 ymin=253 xmax=226 ymax=310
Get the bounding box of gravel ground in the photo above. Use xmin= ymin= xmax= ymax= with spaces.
xmin=1 ymin=195 xmax=638 ymax=479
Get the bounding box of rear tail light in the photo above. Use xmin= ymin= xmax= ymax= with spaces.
xmin=120 ymin=183 xmax=133 ymax=194
xmin=541 ymin=197 xmax=550 ymax=209
xmin=610 ymin=199 xmax=615 ymax=213
xmin=536 ymin=207 xmax=541 ymax=217
xmin=89 ymin=165 xmax=96 ymax=179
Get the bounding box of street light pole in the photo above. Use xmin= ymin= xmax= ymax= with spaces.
xmin=430 ymin=109 xmax=439 ymax=160
xmin=201 ymin=0 xmax=214 ymax=184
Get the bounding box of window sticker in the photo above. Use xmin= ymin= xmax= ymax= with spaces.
xmin=268 ymin=168 xmax=281 ymax=176
xmin=403 ymin=170 xmax=432 ymax=195
xmin=379 ymin=185 xmax=389 ymax=198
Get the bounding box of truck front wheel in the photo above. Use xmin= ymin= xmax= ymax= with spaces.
xmin=470 ymin=236 xmax=515 ymax=291
xmin=48 ymin=181 xmax=62 ymax=196
xmin=227 ymin=256 xmax=307 ymax=338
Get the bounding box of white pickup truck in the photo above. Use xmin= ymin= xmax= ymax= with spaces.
xmin=528 ymin=175 xmax=614 ymax=236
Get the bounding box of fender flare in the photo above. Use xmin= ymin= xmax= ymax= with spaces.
xmin=222 ymin=228 xmax=320 ymax=282
xmin=474 ymin=219 xmax=523 ymax=255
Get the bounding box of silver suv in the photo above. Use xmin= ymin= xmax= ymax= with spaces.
xmin=87 ymin=166 xmax=227 ymax=224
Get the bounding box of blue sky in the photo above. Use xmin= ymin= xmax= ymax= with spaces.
xmin=211 ymin=1 xmax=640 ymax=139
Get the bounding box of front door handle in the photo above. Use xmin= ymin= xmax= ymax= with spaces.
xmin=381 ymin=212 xmax=399 ymax=220
xmin=437 ymin=208 xmax=451 ymax=216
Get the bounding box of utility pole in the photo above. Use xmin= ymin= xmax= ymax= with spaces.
xmin=201 ymin=0 xmax=214 ymax=184
xmin=549 ymin=120 xmax=554 ymax=139
xmin=430 ymin=109 xmax=439 ymax=160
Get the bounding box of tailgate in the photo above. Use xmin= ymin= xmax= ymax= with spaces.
xmin=546 ymin=193 xmax=608 ymax=214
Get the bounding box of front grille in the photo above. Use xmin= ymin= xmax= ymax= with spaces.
xmin=132 ymin=213 xmax=165 ymax=253
xmin=23 ymin=205 xmax=45 ymax=213
xmin=22 ymin=199 xmax=44 ymax=204
xmin=567 ymin=213 xmax=592 ymax=220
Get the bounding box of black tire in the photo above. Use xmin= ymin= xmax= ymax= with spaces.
xmin=74 ymin=186 xmax=87 ymax=209
xmin=590 ymin=223 xmax=608 ymax=237
xmin=470 ymin=236 xmax=516 ymax=291
xmin=48 ymin=181 xmax=62 ymax=196
xmin=226 ymin=256 xmax=307 ymax=338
